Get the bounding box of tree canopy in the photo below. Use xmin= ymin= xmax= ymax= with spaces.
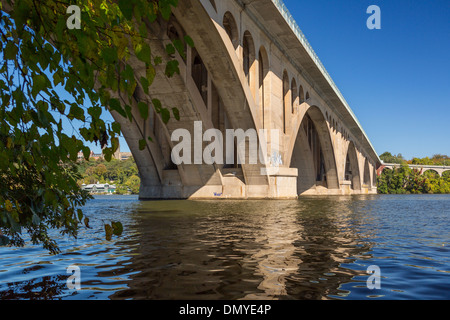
xmin=0 ymin=0 xmax=188 ymax=253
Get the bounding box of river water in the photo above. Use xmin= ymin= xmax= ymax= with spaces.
xmin=0 ymin=194 xmax=449 ymax=300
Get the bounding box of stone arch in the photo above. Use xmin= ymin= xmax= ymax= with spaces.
xmin=223 ymin=11 xmax=239 ymax=50
xmin=442 ymin=170 xmax=450 ymax=179
xmin=191 ymin=50 xmax=208 ymax=106
xmin=299 ymin=85 xmax=305 ymax=103
xmin=344 ymin=141 xmax=361 ymax=190
xmin=243 ymin=30 xmax=256 ymax=100
xmin=282 ymin=70 xmax=290 ymax=134
xmin=423 ymin=169 xmax=441 ymax=178
xmin=258 ymin=46 xmax=270 ymax=129
xmin=363 ymin=158 xmax=371 ymax=187
xmin=167 ymin=18 xmax=187 ymax=62
xmin=290 ymin=105 xmax=339 ymax=194
xmin=305 ymin=91 xmax=310 ymax=101
xmin=291 ymin=78 xmax=298 ymax=114
xmin=373 ymin=166 xmax=377 ymax=186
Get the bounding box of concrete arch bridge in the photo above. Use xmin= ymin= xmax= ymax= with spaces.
xmin=379 ymin=164 xmax=450 ymax=178
xmin=110 ymin=0 xmax=381 ymax=199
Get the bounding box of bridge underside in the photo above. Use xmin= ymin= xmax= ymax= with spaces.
xmin=110 ymin=0 xmax=379 ymax=199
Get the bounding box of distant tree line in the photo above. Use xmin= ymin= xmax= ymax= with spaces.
xmin=378 ymin=152 xmax=450 ymax=194
xmin=76 ymin=157 xmax=140 ymax=194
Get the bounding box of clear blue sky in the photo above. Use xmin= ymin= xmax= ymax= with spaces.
xmin=282 ymin=0 xmax=450 ymax=159
xmin=89 ymin=0 xmax=449 ymax=160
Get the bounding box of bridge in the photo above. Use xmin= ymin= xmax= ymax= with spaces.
xmin=109 ymin=0 xmax=382 ymax=199
xmin=378 ymin=163 xmax=450 ymax=177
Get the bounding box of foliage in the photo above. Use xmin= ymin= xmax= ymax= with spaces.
xmin=379 ymin=152 xmax=406 ymax=164
xmin=76 ymin=157 xmax=140 ymax=194
xmin=0 ymin=0 xmax=188 ymax=253
xmin=378 ymin=164 xmax=450 ymax=194
xmin=410 ymin=154 xmax=450 ymax=166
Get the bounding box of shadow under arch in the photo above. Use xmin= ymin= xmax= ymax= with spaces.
xmin=290 ymin=105 xmax=339 ymax=195
xmin=363 ymin=158 xmax=371 ymax=188
xmin=345 ymin=141 xmax=362 ymax=191
xmin=258 ymin=46 xmax=270 ymax=129
xmin=223 ymin=11 xmax=239 ymax=50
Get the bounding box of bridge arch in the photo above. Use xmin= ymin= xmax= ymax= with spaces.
xmin=363 ymin=158 xmax=371 ymax=188
xmin=290 ymin=105 xmax=339 ymax=194
xmin=243 ymin=30 xmax=256 ymax=100
xmin=344 ymin=141 xmax=361 ymax=190
xmin=258 ymin=46 xmax=270 ymax=129
xmin=291 ymin=78 xmax=298 ymax=114
xmin=423 ymin=169 xmax=441 ymax=178
xmin=299 ymin=85 xmax=305 ymax=104
xmin=373 ymin=166 xmax=377 ymax=187
xmin=282 ymin=70 xmax=290 ymax=134
xmin=223 ymin=11 xmax=239 ymax=51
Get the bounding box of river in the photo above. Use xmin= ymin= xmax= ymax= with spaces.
xmin=0 ymin=194 xmax=449 ymax=300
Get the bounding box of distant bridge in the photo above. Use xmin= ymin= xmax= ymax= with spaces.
xmin=378 ymin=163 xmax=450 ymax=177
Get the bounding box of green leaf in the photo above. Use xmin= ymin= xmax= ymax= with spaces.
xmin=161 ymin=108 xmax=170 ymax=124
xmin=31 ymin=74 xmax=48 ymax=98
xmin=172 ymin=39 xmax=185 ymax=59
xmin=109 ymin=98 xmax=126 ymax=118
xmin=84 ymin=217 xmax=90 ymax=228
xmin=165 ymin=43 xmax=175 ymax=56
xmin=4 ymin=42 xmax=18 ymax=60
xmin=111 ymin=221 xmax=123 ymax=236
xmin=101 ymin=47 xmax=118 ymax=64
xmin=104 ymin=223 xmax=113 ymax=241
xmin=140 ymin=77 xmax=149 ymax=94
xmin=118 ymin=0 xmax=134 ymax=20
xmin=77 ymin=209 xmax=83 ymax=222
xmin=135 ymin=43 xmax=151 ymax=64
xmin=82 ymin=146 xmax=90 ymax=160
xmin=165 ymin=60 xmax=179 ymax=77
xmin=138 ymin=102 xmax=149 ymax=120
xmin=172 ymin=107 xmax=180 ymax=121
xmin=138 ymin=138 xmax=146 ymax=150
xmin=154 ymin=56 xmax=163 ymax=66
xmin=88 ymin=106 xmax=102 ymax=120
xmin=111 ymin=122 xmax=121 ymax=134
xmin=146 ymin=65 xmax=156 ymax=86
xmin=184 ymin=35 xmax=195 ymax=48
xmin=111 ymin=137 xmax=119 ymax=153
xmin=152 ymin=99 xmax=162 ymax=112
xmin=68 ymin=104 xmax=85 ymax=121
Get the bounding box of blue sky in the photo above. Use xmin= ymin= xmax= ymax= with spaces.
xmin=282 ymin=0 xmax=450 ymax=159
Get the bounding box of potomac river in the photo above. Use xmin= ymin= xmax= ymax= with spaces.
xmin=0 ymin=194 xmax=449 ymax=300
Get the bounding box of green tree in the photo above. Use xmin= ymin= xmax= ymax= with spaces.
xmin=125 ymin=175 xmax=140 ymax=194
xmin=0 ymin=0 xmax=187 ymax=253
xmin=379 ymin=152 xmax=406 ymax=164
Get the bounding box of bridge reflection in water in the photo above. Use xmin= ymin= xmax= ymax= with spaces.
xmin=106 ymin=198 xmax=376 ymax=300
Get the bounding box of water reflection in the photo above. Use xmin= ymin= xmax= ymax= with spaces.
xmin=1 ymin=194 xmax=449 ymax=300
xmin=109 ymin=198 xmax=375 ymax=300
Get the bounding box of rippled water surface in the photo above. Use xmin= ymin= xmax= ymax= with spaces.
xmin=0 ymin=194 xmax=449 ymax=300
